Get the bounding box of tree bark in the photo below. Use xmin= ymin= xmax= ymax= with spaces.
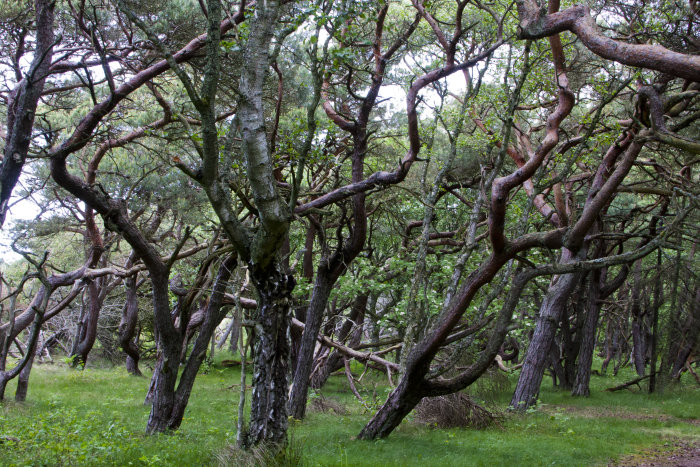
xmin=630 ymin=260 xmax=646 ymax=377
xmin=572 ymin=267 xmax=603 ymax=396
xmin=511 ymin=247 xmax=586 ymax=410
xmin=14 ymin=345 xmax=36 ymax=402
xmin=648 ymin=249 xmax=663 ymax=393
xmin=659 ymin=249 xmax=682 ymax=389
xmin=247 ymin=267 xmax=295 ymax=446
xmin=145 ymin=271 xmax=182 ymax=434
xmin=0 ymin=0 xmax=56 ymax=227
xmin=288 ymin=268 xmax=334 ymax=419
xmin=357 ymin=375 xmax=425 ymax=439
xmin=549 ymin=336 xmax=567 ymax=388
xmin=70 ymin=279 xmax=102 ymax=367
xmin=558 ymin=275 xmax=586 ymax=390
xmin=515 ymin=2 xmax=700 ymax=82
xmin=290 ymin=223 xmax=316 ymax=368
xmin=167 ymin=255 xmax=236 ymax=429
xmin=119 ymin=275 xmax=142 ymax=376
xmin=671 ymin=287 xmax=700 ymax=379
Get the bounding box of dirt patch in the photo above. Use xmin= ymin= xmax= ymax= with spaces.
xmin=540 ymin=405 xmax=700 ymax=426
xmin=611 ymin=441 xmax=700 ymax=466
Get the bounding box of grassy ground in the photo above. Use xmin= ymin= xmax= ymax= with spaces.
xmin=0 ymin=354 xmax=698 ymax=466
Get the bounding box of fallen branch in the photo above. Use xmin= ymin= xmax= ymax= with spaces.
xmin=236 ymin=303 xmax=400 ymax=379
xmin=606 ymin=374 xmax=651 ymax=392
xmin=343 ymin=357 xmax=368 ymax=408
xmin=291 ymin=317 xmax=399 ymax=373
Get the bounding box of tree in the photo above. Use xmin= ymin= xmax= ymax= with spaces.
xmin=1 ymin=0 xmax=698 ymax=450
xmin=0 ymin=0 xmax=55 ymax=228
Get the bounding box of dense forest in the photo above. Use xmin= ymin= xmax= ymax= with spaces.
xmin=0 ymin=0 xmax=698 ymax=464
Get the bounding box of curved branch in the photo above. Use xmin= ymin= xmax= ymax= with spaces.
xmin=296 ymin=41 xmax=502 ymax=215
xmin=516 ymin=2 xmax=700 ymax=82
xmin=49 ymin=4 xmax=249 ymax=161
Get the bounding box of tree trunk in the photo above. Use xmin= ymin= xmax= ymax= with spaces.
xmin=0 ymin=0 xmax=56 ymax=227
xmin=549 ymin=337 xmax=567 ymax=388
xmin=572 ymin=268 xmax=603 ymax=396
xmin=310 ymin=293 xmax=368 ymax=390
xmin=70 ymin=280 xmax=102 ymax=367
xmin=4 ymin=271 xmax=52 ymax=402
xmin=671 ymin=287 xmax=700 ymax=379
xmin=145 ymin=271 xmax=182 ymax=434
xmin=229 ymin=309 xmax=241 ymax=354
xmin=511 ymin=248 xmax=586 ymax=410
xmin=601 ymin=321 xmax=619 ymax=374
xmin=119 ymin=276 xmax=142 ymax=376
xmin=630 ymin=260 xmax=646 ymax=376
xmin=358 ymin=263 xmax=532 ymax=440
xmin=247 ymin=267 xmax=295 ymax=446
xmin=659 ymin=249 xmax=682 ymax=389
xmin=557 ymin=287 xmax=582 ymax=390
xmin=288 ymin=269 xmax=333 ymax=419
xmin=290 ymin=223 xmax=316 ymax=375
xmin=357 ymin=376 xmax=425 ymax=440
xmin=0 ymin=375 xmax=8 ymax=401
xmin=648 ymin=249 xmax=663 ymax=393
xmin=145 ymin=346 xmax=179 ymax=433
xmin=14 ymin=345 xmax=36 ymax=402
xmin=167 ymin=255 xmax=236 ymax=429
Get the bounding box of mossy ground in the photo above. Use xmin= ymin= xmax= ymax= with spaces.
xmin=0 ymin=354 xmax=698 ymax=466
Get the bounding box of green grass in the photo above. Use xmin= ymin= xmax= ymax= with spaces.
xmin=0 ymin=356 xmax=698 ymax=466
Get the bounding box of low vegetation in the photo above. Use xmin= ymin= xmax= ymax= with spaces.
xmin=1 ymin=355 xmax=697 ymax=466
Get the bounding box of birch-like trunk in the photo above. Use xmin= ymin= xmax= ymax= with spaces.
xmin=247 ymin=268 xmax=294 ymax=446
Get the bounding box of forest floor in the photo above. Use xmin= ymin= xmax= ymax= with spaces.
xmin=612 ymin=440 xmax=700 ymax=466
xmin=535 ymin=405 xmax=700 ymax=465
xmin=0 ymin=353 xmax=698 ymax=466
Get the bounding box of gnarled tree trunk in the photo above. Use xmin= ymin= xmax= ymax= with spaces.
xmin=70 ymin=280 xmax=102 ymax=367
xmin=511 ymin=248 xmax=586 ymax=410
xmin=0 ymin=0 xmax=55 ymax=227
xmin=144 ymin=269 xmax=182 ymax=434
xmin=247 ymin=267 xmax=295 ymax=446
